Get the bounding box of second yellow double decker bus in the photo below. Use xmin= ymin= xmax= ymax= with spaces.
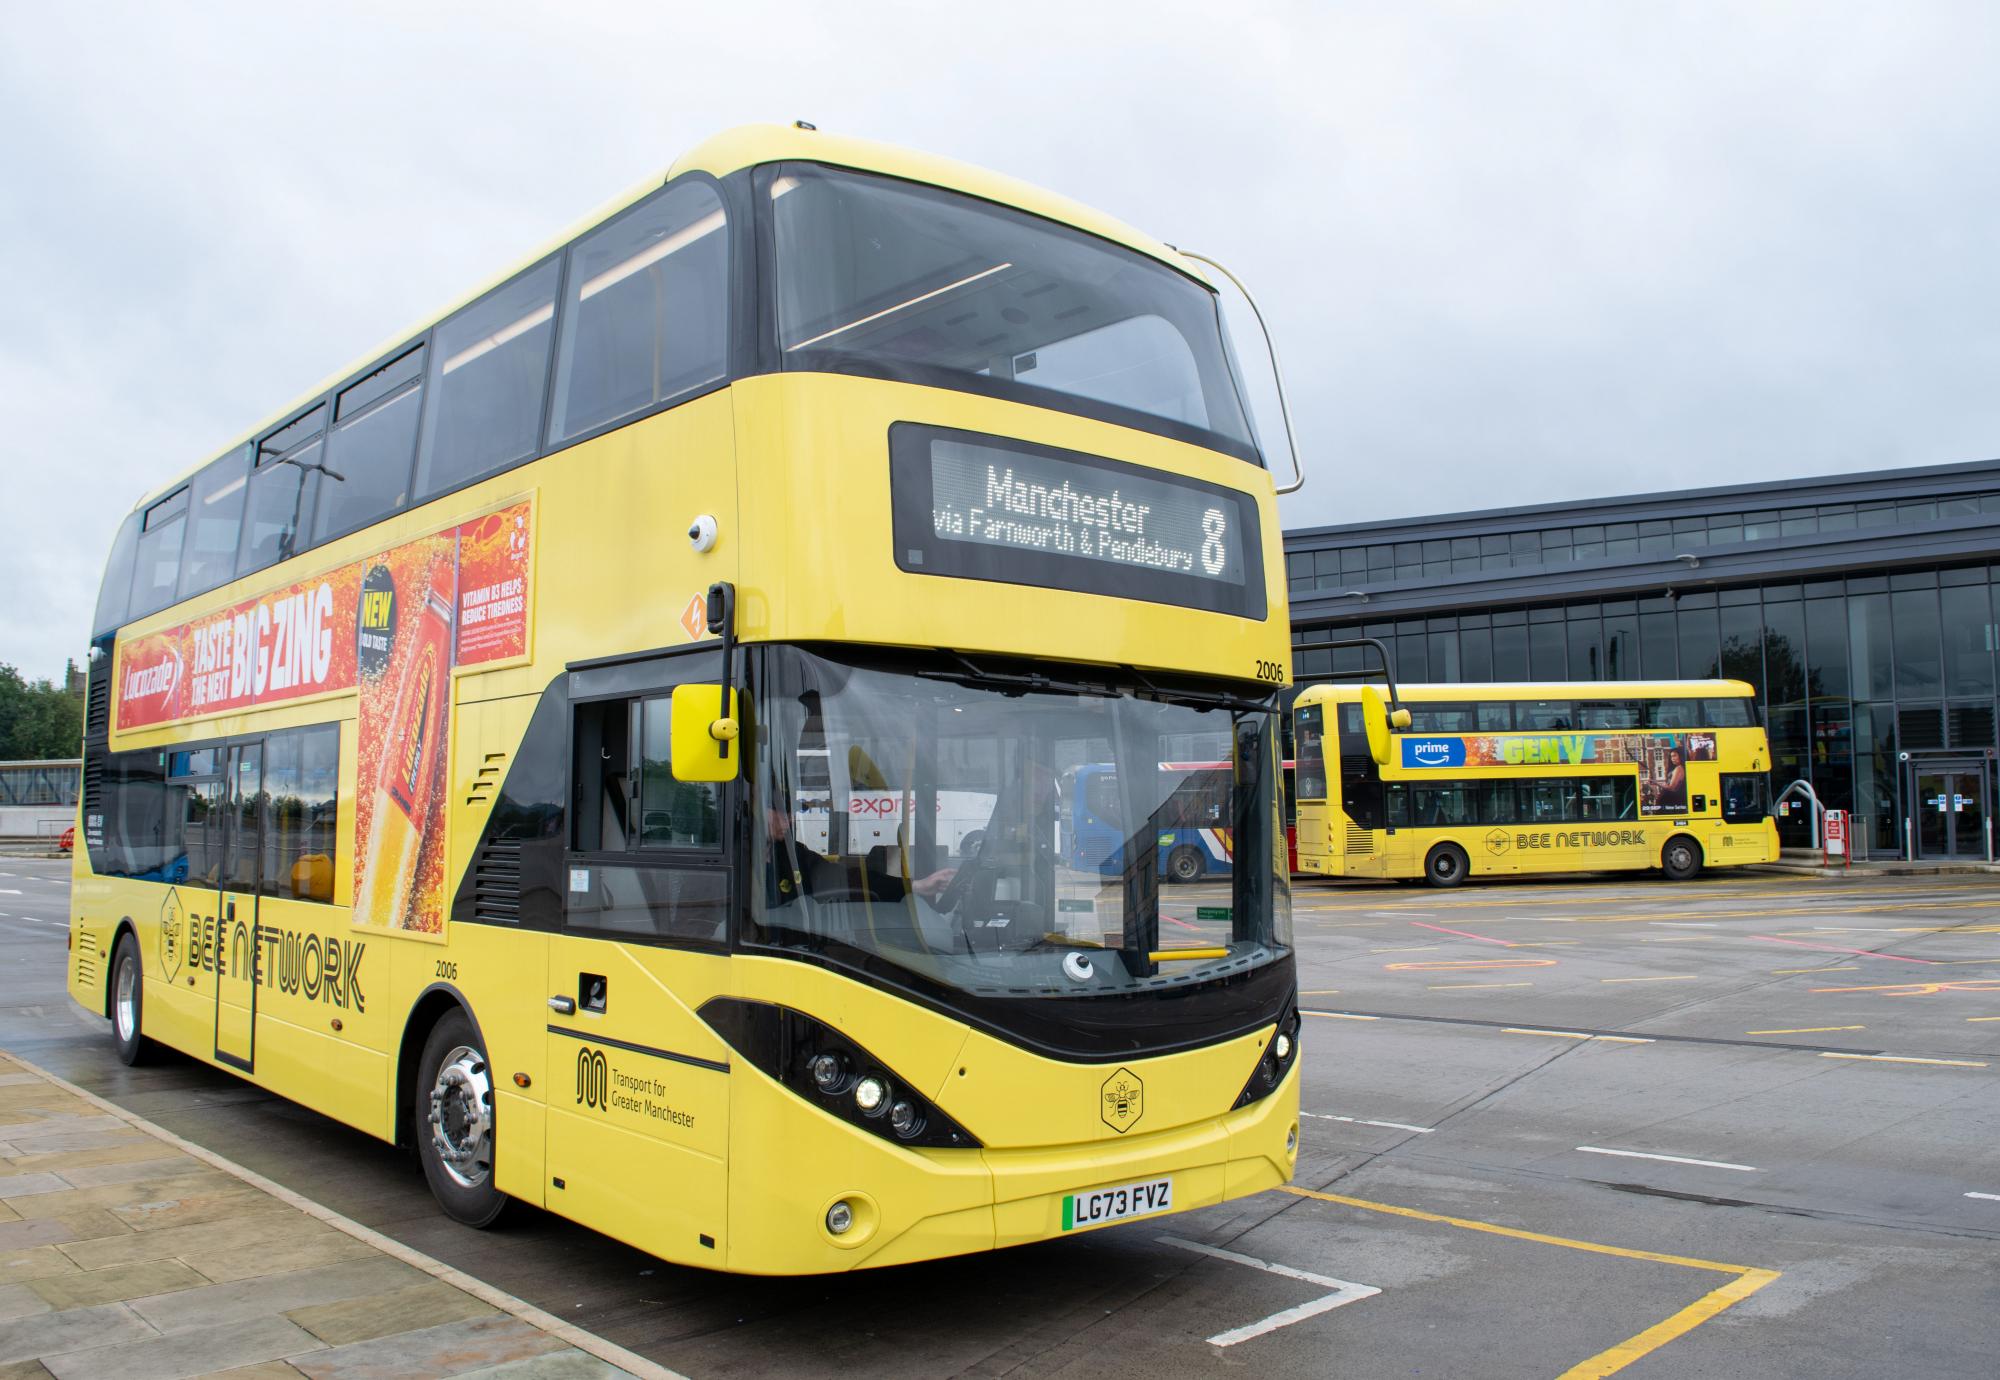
xmin=1293 ymin=679 xmax=1780 ymax=885
xmin=70 ymin=124 xmax=1301 ymax=1274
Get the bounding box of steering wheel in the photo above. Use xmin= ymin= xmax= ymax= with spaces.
xmin=933 ymin=832 xmax=991 ymax=916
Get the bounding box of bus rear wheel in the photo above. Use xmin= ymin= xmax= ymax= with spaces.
xmin=1661 ymin=837 xmax=1704 ymax=882
xmin=109 ymin=933 xmax=154 ymax=1067
xmin=1167 ymin=845 xmax=1205 ymax=884
xmin=416 ymin=1009 xmax=510 ymax=1228
xmin=1424 ymin=843 xmax=1470 ymax=888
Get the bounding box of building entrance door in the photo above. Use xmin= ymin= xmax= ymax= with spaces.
xmin=1913 ymin=766 xmax=1987 ymax=859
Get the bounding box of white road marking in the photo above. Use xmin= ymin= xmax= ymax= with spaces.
xmin=1504 ymin=1027 xmax=1591 ymax=1039
xmin=1966 ymin=1192 xmax=2000 ymax=1202
xmin=1304 ymin=1011 xmax=1378 ymax=1022
xmin=1160 ymin=1235 xmax=1381 ymax=1346
xmin=0 ymin=889 xmax=19 ymax=895
xmin=1576 ymin=1146 xmax=1759 ymax=1172
xmin=1301 ymin=1112 xmax=1434 ymax=1134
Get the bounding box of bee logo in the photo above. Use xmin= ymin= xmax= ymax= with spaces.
xmin=1100 ymin=1067 xmax=1144 ymax=1134
xmin=158 ymin=889 xmax=184 ymax=980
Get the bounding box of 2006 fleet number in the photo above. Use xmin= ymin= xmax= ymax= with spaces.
xmin=1253 ymin=659 xmax=1286 ymax=683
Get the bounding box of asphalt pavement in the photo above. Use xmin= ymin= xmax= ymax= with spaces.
xmin=3 ymin=856 xmax=1996 ymax=1378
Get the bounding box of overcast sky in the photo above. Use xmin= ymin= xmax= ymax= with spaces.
xmin=5 ymin=1 xmax=1999 ymax=681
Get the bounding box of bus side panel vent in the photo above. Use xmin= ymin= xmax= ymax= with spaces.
xmin=1344 ymin=823 xmax=1373 ymax=855
xmin=472 ymin=841 xmax=523 ymax=924
xmin=466 ymin=752 xmax=507 ymax=807
xmin=75 ymin=928 xmax=98 ymax=992
xmin=85 ymin=661 xmax=110 ymax=741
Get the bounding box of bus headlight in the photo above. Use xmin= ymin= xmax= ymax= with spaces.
xmin=698 ymin=998 xmax=981 ymax=1149
xmin=1233 ymin=1005 xmax=1301 ymax=1110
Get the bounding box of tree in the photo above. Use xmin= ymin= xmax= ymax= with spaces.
xmin=0 ymin=663 xmax=85 ymax=759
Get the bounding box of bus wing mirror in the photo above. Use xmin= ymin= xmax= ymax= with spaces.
xmin=1360 ymin=686 xmax=1401 ymax=767
xmin=670 ymin=686 xmax=741 ymax=783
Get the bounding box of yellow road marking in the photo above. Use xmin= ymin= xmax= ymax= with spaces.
xmin=1747 ymin=1025 xmax=1864 ymax=1035
xmin=1819 ymin=1052 xmax=1987 ymax=1068
xmin=1504 ymin=1027 xmax=1592 ymax=1039
xmin=1599 ymin=975 xmax=1698 ymax=983
xmin=1968 ymin=1016 xmax=2000 ymax=1023
xmin=1279 ymin=1184 xmax=1780 ymax=1379
xmin=1299 ymin=989 xmax=1343 ymax=995
xmin=1279 ymin=1184 xmax=1759 ymax=1271
xmin=1303 ymin=1011 xmax=1377 ymax=1021
xmin=1428 ymin=981 xmax=1533 ymax=989
xmin=1556 ymin=1269 xmax=1783 ymax=1380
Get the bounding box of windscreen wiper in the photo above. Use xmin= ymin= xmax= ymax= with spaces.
xmin=1119 ymin=665 xmax=1276 ymax=716
xmin=916 ymin=651 xmax=1115 ymax=699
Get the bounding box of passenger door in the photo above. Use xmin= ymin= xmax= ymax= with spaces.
xmin=214 ymin=743 xmax=262 ymax=1071
xmin=544 ymin=658 xmax=734 ymax=1259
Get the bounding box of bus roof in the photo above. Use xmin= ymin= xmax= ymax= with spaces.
xmin=1293 ymin=679 xmax=1757 ymax=704
xmin=132 ymin=124 xmax=1205 ymax=515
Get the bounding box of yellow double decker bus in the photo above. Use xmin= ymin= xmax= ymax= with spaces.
xmin=69 ymin=125 xmax=1301 ymax=1273
xmin=1292 ymin=679 xmax=1779 ymax=886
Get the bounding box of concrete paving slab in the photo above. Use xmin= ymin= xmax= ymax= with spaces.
xmin=0 ymin=1175 xmax=68 ymax=1200
xmin=126 ymin=1255 xmax=425 ymax=1335
xmin=53 ymin=1158 xmax=195 ymax=1190
xmin=55 ymin=1210 xmax=305 ymax=1271
xmin=283 ymin=1278 xmax=498 ymax=1347
xmin=0 ymin=1281 xmax=53 ymax=1322
xmin=39 ymin=1313 xmax=322 ymax=1380
xmin=0 ymin=1221 xmax=75 ymax=1253
xmin=26 ymin=1259 xmax=208 ymax=1311
xmin=0 ymin=1360 xmax=57 ymax=1380
xmin=179 ymin=1231 xmax=385 ymax=1285
xmin=459 ymin=1353 xmax=630 ymax=1379
xmin=289 ymin=1314 xmax=567 ymax=1380
xmin=0 ymin=1302 xmax=155 ymax=1366
xmin=0 ymin=1041 xmax=651 ymax=1379
xmin=0 ymin=1245 xmax=77 ymax=1285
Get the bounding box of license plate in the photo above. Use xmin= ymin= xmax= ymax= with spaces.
xmin=1061 ymin=1176 xmax=1173 ymax=1231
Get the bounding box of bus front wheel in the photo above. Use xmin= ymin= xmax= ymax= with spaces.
xmin=416 ymin=1009 xmax=510 ymax=1229
xmin=1661 ymin=837 xmax=1704 ymax=882
xmin=1167 ymin=845 xmax=1205 ymax=884
xmin=1424 ymin=843 xmax=1470 ymax=888
xmin=109 ymin=932 xmax=154 ymax=1067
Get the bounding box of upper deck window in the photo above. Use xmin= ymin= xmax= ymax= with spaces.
xmin=131 ymin=486 xmax=189 ymax=618
xmin=314 ymin=346 xmax=425 ymax=543
xmin=770 ymin=165 xmax=1260 ymax=461
xmin=416 ymin=260 xmax=560 ymax=501
xmin=239 ymin=404 xmax=327 ymax=579
xmin=548 ymin=182 xmax=729 ymax=443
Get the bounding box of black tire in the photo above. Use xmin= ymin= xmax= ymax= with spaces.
xmin=415 ymin=1009 xmax=510 ymax=1228
xmin=109 ymin=933 xmax=154 ymax=1067
xmin=1661 ymin=836 xmax=1703 ymax=882
xmin=1167 ymin=845 xmax=1205 ymax=884
xmin=1424 ymin=843 xmax=1470 ymax=889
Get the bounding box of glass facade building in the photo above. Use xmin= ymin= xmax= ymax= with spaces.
xmin=1285 ymin=460 xmax=2000 ymax=859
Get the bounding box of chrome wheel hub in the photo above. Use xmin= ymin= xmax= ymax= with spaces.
xmin=114 ymin=955 xmax=137 ymax=1043
xmin=428 ymin=1045 xmax=494 ymax=1190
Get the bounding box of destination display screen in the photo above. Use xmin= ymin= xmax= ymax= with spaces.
xmin=889 ymin=425 xmax=1265 ymax=619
